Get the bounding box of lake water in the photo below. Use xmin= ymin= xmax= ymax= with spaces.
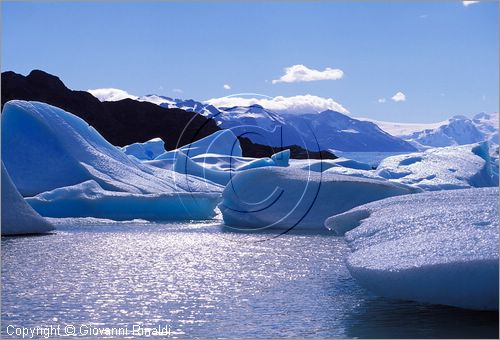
xmin=2 ymin=219 xmax=498 ymax=338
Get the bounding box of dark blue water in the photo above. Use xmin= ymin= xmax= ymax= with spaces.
xmin=2 ymin=220 xmax=498 ymax=338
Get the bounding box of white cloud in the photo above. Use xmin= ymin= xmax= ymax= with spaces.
xmin=272 ymin=64 xmax=344 ymax=84
xmin=391 ymin=91 xmax=406 ymax=102
xmin=87 ymin=88 xmax=137 ymax=102
xmin=223 ymin=84 xmax=231 ymax=90
xmin=463 ymin=1 xmax=479 ymax=6
xmin=205 ymin=94 xmax=349 ymax=114
xmin=172 ymin=88 xmax=184 ymax=94
xmin=378 ymin=98 xmax=386 ymax=103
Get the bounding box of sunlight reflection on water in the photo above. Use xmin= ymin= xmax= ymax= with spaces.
xmin=2 ymin=220 xmax=498 ymax=338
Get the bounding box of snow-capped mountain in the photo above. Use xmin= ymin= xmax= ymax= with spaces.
xmin=284 ymin=110 xmax=416 ymax=152
xmin=472 ymin=112 xmax=499 ymax=144
xmin=93 ymin=93 xmax=417 ymax=152
xmin=91 ymin=90 xmax=497 ymax=153
xmin=87 ymin=89 xmax=498 ymax=151
xmin=152 ymin=97 xmax=416 ymax=152
xmin=368 ymin=112 xmax=499 ymax=149
xmin=359 ymin=118 xmax=447 ymax=137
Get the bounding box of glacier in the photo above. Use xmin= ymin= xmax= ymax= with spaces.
xmin=369 ymin=112 xmax=499 ymax=150
xmin=220 ymin=167 xmax=420 ymax=230
xmin=1 ymin=100 xmax=222 ymax=220
xmin=401 ymin=115 xmax=488 ymax=149
xmin=325 ymin=187 xmax=499 ymax=311
xmin=1 ymin=163 xmax=54 ymax=235
xmin=375 ymin=142 xmax=497 ymax=190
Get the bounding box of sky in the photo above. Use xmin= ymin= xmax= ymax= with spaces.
xmin=2 ymin=1 xmax=498 ymax=123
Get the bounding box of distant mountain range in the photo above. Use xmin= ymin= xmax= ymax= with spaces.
xmin=3 ymin=70 xmax=496 ymax=158
xmin=365 ymin=113 xmax=499 ymax=149
xmin=0 ymin=70 xmax=336 ymax=159
xmin=115 ymin=94 xmax=418 ymax=153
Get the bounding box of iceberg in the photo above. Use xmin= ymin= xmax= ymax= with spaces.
xmin=1 ymin=100 xmax=221 ymax=195
xmin=375 ymin=142 xmax=497 ymax=190
xmin=220 ymin=167 xmax=420 ymax=230
xmin=323 ymin=166 xmax=383 ymax=180
xmin=1 ymin=100 xmax=222 ymax=220
xmin=26 ymin=180 xmax=220 ymax=220
xmin=325 ymin=187 xmax=499 ymax=311
xmin=1 ymin=163 xmax=54 ymax=235
xmin=289 ymin=157 xmax=372 ymax=173
xmin=121 ymin=137 xmax=166 ymax=160
xmin=270 ymin=149 xmax=290 ymax=167
xmin=190 ymin=153 xmax=258 ymax=171
xmin=332 ymin=157 xmax=372 ymax=170
xmin=173 ymin=149 xmax=290 ymax=186
xmin=155 ymin=129 xmax=242 ymax=159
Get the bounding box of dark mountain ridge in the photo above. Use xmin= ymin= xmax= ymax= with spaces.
xmin=1 ymin=70 xmax=219 ymax=150
xmin=1 ymin=70 xmax=336 ymax=159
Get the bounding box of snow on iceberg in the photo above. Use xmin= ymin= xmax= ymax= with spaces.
xmin=1 ymin=163 xmax=54 ymax=235
xmin=1 ymin=100 xmax=221 ymax=196
xmin=155 ymin=129 xmax=242 ymax=159
xmin=375 ymin=142 xmax=497 ymax=190
xmin=26 ymin=180 xmax=220 ymax=221
xmin=220 ymin=167 xmax=420 ymax=230
xmin=325 ymin=187 xmax=499 ymax=311
xmin=121 ymin=137 xmax=166 ymax=160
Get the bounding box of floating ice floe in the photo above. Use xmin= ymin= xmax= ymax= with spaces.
xmin=375 ymin=142 xmax=497 ymax=190
xmin=1 ymin=100 xmax=222 ymax=220
xmin=1 ymin=163 xmax=54 ymax=235
xmin=121 ymin=137 xmax=166 ymax=160
xmin=325 ymin=187 xmax=499 ymax=311
xmin=220 ymin=167 xmax=420 ymax=230
xmin=27 ymin=180 xmax=220 ymax=220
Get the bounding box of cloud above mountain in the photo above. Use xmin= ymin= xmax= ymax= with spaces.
xmin=88 ymin=88 xmax=137 ymax=102
xmin=205 ymin=94 xmax=349 ymax=114
xmin=272 ymin=64 xmax=344 ymax=84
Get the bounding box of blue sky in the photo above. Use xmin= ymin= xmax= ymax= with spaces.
xmin=2 ymin=2 xmax=498 ymax=122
